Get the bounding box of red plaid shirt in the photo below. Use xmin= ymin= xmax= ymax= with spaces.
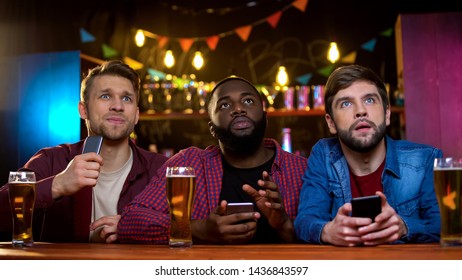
xmin=118 ymin=138 xmax=307 ymax=244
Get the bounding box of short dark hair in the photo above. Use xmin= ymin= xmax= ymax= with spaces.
xmin=80 ymin=60 xmax=140 ymax=104
xmin=206 ymin=76 xmax=262 ymax=115
xmin=324 ymin=65 xmax=389 ymax=117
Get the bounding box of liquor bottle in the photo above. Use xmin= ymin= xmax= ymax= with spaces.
xmin=282 ymin=128 xmax=292 ymax=153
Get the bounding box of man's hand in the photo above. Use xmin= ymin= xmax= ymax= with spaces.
xmin=357 ymin=191 xmax=408 ymax=246
xmin=51 ymin=152 xmax=103 ymax=199
xmin=191 ymin=200 xmax=259 ymax=244
xmin=90 ymin=215 xmax=121 ymax=243
xmin=321 ymin=203 xmax=372 ymax=246
xmin=322 ymin=192 xmax=408 ymax=246
xmin=243 ymin=171 xmax=295 ymax=242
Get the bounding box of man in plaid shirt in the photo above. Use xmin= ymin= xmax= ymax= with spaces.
xmin=118 ymin=76 xmax=307 ymax=244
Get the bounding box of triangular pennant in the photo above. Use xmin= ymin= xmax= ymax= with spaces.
xmin=380 ymin=28 xmax=393 ymax=37
xmin=147 ymin=68 xmax=166 ymax=80
xmin=157 ymin=36 xmax=169 ymax=48
xmin=340 ymin=51 xmax=357 ymax=64
xmin=267 ymin=11 xmax=283 ymax=29
xmin=235 ymin=25 xmax=252 ymax=42
xmin=292 ymin=0 xmax=309 ymax=12
xmin=80 ymin=28 xmax=95 ymax=43
xmin=361 ymin=38 xmax=377 ymax=52
xmin=296 ymin=73 xmax=313 ymax=85
xmin=206 ymin=36 xmax=220 ymax=51
xmin=178 ymin=38 xmax=194 ymax=52
xmin=317 ymin=65 xmax=335 ymax=77
xmin=123 ymin=57 xmax=144 ymax=70
xmin=102 ymin=44 xmax=119 ymax=58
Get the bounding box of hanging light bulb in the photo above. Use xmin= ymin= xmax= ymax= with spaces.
xmin=192 ymin=51 xmax=204 ymax=70
xmin=276 ymin=66 xmax=289 ymax=87
xmin=135 ymin=29 xmax=145 ymax=47
xmin=327 ymin=42 xmax=340 ymax=64
xmin=164 ymin=49 xmax=175 ymax=68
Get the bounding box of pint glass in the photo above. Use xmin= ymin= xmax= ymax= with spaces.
xmin=434 ymin=158 xmax=462 ymax=246
xmin=166 ymin=167 xmax=196 ymax=248
xmin=7 ymin=171 xmax=36 ymax=247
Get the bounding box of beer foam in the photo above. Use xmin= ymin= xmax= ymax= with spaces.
xmin=434 ymin=167 xmax=462 ymax=171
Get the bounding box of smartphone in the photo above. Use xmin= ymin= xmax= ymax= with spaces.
xmin=82 ymin=135 xmax=103 ymax=154
xmin=225 ymin=202 xmax=254 ymax=215
xmin=351 ymin=195 xmax=381 ymax=221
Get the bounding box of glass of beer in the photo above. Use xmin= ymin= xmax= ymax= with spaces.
xmin=7 ymin=171 xmax=36 ymax=247
xmin=166 ymin=166 xmax=196 ymax=248
xmin=434 ymin=158 xmax=462 ymax=246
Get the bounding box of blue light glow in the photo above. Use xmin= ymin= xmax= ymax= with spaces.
xmin=18 ymin=51 xmax=80 ymax=164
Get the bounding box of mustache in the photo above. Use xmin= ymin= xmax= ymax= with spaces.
xmin=104 ymin=112 xmax=127 ymax=120
xmin=349 ymin=118 xmax=376 ymax=132
xmin=230 ymin=115 xmax=252 ymax=126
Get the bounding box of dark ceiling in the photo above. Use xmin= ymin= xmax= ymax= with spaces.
xmin=1 ymin=0 xmax=461 ymax=87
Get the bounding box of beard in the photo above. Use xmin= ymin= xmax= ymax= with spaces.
xmin=86 ymin=115 xmax=135 ymax=142
xmin=336 ymin=118 xmax=386 ymax=153
xmin=93 ymin=124 xmax=134 ymax=141
xmin=211 ymin=114 xmax=267 ymax=155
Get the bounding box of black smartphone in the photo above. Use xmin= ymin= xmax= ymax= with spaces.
xmin=82 ymin=135 xmax=103 ymax=154
xmin=225 ymin=202 xmax=254 ymax=215
xmin=351 ymin=195 xmax=381 ymax=221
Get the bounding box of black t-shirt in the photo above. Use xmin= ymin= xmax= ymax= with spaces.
xmin=219 ymin=154 xmax=280 ymax=243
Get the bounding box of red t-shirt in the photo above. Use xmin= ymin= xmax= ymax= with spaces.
xmin=349 ymin=159 xmax=385 ymax=198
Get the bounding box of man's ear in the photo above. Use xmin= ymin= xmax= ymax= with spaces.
xmin=78 ymin=102 xmax=88 ymax=120
xmin=208 ymin=121 xmax=217 ymax=138
xmin=325 ymin=114 xmax=338 ymax=134
xmin=135 ymin=107 xmax=140 ymax=125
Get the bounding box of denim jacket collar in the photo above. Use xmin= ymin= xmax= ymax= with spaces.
xmin=329 ymin=135 xmax=401 ymax=178
xmin=384 ymin=136 xmax=401 ymax=179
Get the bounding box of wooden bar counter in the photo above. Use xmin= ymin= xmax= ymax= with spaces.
xmin=0 ymin=242 xmax=461 ymax=260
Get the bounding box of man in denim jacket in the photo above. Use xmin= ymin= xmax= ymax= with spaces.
xmin=295 ymin=65 xmax=442 ymax=246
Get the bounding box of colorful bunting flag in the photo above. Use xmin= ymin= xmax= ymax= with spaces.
xmin=380 ymin=28 xmax=393 ymax=37
xmin=267 ymin=11 xmax=283 ymax=29
xmin=102 ymin=44 xmax=118 ymax=58
xmin=157 ymin=36 xmax=169 ymax=48
xmin=123 ymin=57 xmax=144 ymax=70
xmin=80 ymin=28 xmax=95 ymax=43
xmin=340 ymin=51 xmax=357 ymax=64
xmin=361 ymin=38 xmax=377 ymax=52
xmin=318 ymin=65 xmax=335 ymax=77
xmin=88 ymin=4 xmax=392 ymax=85
xmin=206 ymin=36 xmax=220 ymax=51
xmin=292 ymin=0 xmax=309 ymax=12
xmin=179 ymin=38 xmax=194 ymax=52
xmin=235 ymin=25 xmax=252 ymax=42
xmin=86 ymin=0 xmax=313 ymax=67
xmin=296 ymin=73 xmax=313 ymax=85
xmin=147 ymin=68 xmax=167 ymax=80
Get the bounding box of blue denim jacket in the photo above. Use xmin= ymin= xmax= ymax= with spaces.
xmin=294 ymin=136 xmax=442 ymax=244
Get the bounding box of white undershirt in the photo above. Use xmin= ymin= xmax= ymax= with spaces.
xmin=89 ymin=148 xmax=133 ymax=242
